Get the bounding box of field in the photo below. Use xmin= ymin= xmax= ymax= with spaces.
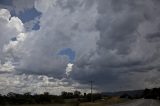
xmin=2 ymin=97 xmax=128 ymax=106
xmin=80 ymin=97 xmax=128 ymax=106
xmin=6 ymin=104 xmax=75 ymax=106
xmin=1 ymin=104 xmax=75 ymax=106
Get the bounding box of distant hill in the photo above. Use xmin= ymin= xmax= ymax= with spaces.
xmin=101 ymin=90 xmax=144 ymax=97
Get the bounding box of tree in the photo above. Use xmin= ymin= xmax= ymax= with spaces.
xmin=74 ymin=91 xmax=81 ymax=98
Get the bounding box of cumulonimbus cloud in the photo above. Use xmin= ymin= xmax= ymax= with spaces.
xmin=0 ymin=0 xmax=160 ymax=94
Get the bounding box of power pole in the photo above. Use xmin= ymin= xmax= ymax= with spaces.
xmin=90 ymin=81 xmax=93 ymax=102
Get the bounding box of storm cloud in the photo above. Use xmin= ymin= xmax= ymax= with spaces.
xmin=0 ymin=0 xmax=160 ymax=94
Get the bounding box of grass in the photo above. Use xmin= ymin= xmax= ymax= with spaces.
xmin=3 ymin=104 xmax=75 ymax=106
xmin=2 ymin=97 xmax=129 ymax=106
xmin=80 ymin=97 xmax=129 ymax=106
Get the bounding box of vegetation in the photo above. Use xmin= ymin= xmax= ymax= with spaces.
xmin=80 ymin=97 xmax=128 ymax=106
xmin=0 ymin=87 xmax=160 ymax=105
xmin=119 ymin=87 xmax=160 ymax=100
xmin=143 ymin=88 xmax=160 ymax=99
xmin=0 ymin=91 xmax=102 ymax=105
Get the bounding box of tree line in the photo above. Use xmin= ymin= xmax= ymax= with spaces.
xmin=120 ymin=87 xmax=160 ymax=100
xmin=0 ymin=91 xmax=102 ymax=105
xmin=143 ymin=88 xmax=160 ymax=99
xmin=0 ymin=87 xmax=160 ymax=105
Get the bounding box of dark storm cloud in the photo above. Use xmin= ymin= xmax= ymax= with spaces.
xmin=146 ymin=32 xmax=160 ymax=42
xmin=70 ymin=0 xmax=160 ymax=91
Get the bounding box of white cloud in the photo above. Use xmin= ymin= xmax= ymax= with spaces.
xmin=35 ymin=0 xmax=56 ymax=13
xmin=0 ymin=61 xmax=15 ymax=72
xmin=66 ymin=63 xmax=73 ymax=77
xmin=0 ymin=9 xmax=27 ymax=73
xmin=9 ymin=17 xmax=24 ymax=32
xmin=0 ymin=9 xmax=11 ymax=20
xmin=0 ymin=73 xmax=91 ymax=95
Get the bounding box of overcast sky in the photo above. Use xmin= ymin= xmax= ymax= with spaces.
xmin=0 ymin=0 xmax=160 ymax=95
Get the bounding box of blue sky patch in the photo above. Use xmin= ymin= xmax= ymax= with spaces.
xmin=58 ymin=48 xmax=76 ymax=63
xmin=15 ymin=8 xmax=41 ymax=23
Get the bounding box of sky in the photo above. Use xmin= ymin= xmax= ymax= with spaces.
xmin=0 ymin=0 xmax=160 ymax=95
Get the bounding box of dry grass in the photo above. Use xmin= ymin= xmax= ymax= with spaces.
xmin=4 ymin=97 xmax=129 ymax=106
xmin=4 ymin=104 xmax=76 ymax=106
xmin=80 ymin=97 xmax=128 ymax=106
